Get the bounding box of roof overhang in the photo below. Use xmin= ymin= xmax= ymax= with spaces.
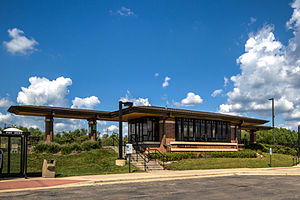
xmin=8 ymin=105 xmax=269 ymax=126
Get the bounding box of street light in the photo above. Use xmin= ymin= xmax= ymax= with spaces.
xmin=119 ymin=101 xmax=133 ymax=159
xmin=268 ymin=98 xmax=275 ymax=145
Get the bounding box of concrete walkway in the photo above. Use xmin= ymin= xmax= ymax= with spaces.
xmin=1 ymin=166 xmax=300 ymax=193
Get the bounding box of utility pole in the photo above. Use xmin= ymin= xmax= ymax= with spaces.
xmin=269 ymin=98 xmax=275 ymax=145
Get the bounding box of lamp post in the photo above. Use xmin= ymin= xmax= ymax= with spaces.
xmin=268 ymin=98 xmax=275 ymax=145
xmin=118 ymin=101 xmax=133 ymax=159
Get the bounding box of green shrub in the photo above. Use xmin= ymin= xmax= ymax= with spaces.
xmin=70 ymin=143 xmax=82 ymax=152
xmin=81 ymin=141 xmax=92 ymax=151
xmin=148 ymin=152 xmax=199 ymax=161
xmin=246 ymin=143 xmax=297 ymax=156
xmin=32 ymin=142 xmax=60 ymax=154
xmin=32 ymin=142 xmax=47 ymax=153
xmin=45 ymin=142 xmax=61 ymax=154
xmin=61 ymin=144 xmax=72 ymax=155
xmin=210 ymin=150 xmax=257 ymax=158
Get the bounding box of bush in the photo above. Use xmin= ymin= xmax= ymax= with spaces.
xmin=210 ymin=150 xmax=257 ymax=158
xmin=70 ymin=143 xmax=82 ymax=152
xmin=32 ymin=142 xmax=47 ymax=153
xmin=61 ymin=144 xmax=72 ymax=155
xmin=246 ymin=143 xmax=297 ymax=156
xmin=148 ymin=152 xmax=199 ymax=161
xmin=32 ymin=142 xmax=60 ymax=154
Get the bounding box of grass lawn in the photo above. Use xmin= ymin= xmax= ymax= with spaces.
xmin=2 ymin=149 xmax=136 ymax=177
xmin=165 ymin=153 xmax=295 ymax=170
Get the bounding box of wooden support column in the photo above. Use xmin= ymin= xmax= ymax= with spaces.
xmin=249 ymin=130 xmax=256 ymax=144
xmin=88 ymin=119 xmax=97 ymax=141
xmin=45 ymin=116 xmax=54 ymax=142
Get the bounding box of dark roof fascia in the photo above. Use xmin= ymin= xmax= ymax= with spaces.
xmin=8 ymin=105 xmax=112 ymax=120
xmin=118 ymin=106 xmax=269 ymax=125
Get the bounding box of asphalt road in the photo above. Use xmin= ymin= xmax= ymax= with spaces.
xmin=1 ymin=175 xmax=300 ymax=199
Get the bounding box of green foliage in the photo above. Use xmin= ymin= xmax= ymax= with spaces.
xmin=148 ymin=152 xmax=199 ymax=161
xmin=32 ymin=142 xmax=61 ymax=154
xmin=81 ymin=141 xmax=100 ymax=151
xmin=247 ymin=143 xmax=297 ymax=156
xmin=256 ymin=127 xmax=298 ymax=149
xmin=101 ymin=132 xmax=119 ymax=146
xmin=54 ymin=129 xmax=89 ymax=144
xmin=210 ymin=150 xmax=257 ymax=158
xmin=70 ymin=143 xmax=82 ymax=152
xmin=61 ymin=144 xmax=72 ymax=155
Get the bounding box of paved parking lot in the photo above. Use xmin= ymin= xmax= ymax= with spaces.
xmin=1 ymin=175 xmax=300 ymax=199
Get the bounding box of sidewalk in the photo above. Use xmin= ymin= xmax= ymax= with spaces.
xmin=1 ymin=166 xmax=300 ymax=193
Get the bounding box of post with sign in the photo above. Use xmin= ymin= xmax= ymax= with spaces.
xmin=269 ymin=148 xmax=272 ymax=167
xmin=126 ymin=144 xmax=133 ymax=173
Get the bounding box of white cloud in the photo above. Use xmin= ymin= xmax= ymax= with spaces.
xmin=120 ymin=90 xmax=151 ymax=106
xmin=98 ymin=121 xmax=107 ymax=126
xmin=103 ymin=125 xmax=118 ymax=133
xmin=3 ymin=28 xmax=38 ymax=55
xmin=117 ymin=7 xmax=135 ymax=16
xmin=0 ymin=98 xmax=13 ymax=108
xmin=17 ymin=76 xmax=72 ymax=107
xmin=211 ymin=89 xmax=223 ymax=97
xmin=224 ymin=77 xmax=229 ymax=87
xmin=155 ymin=73 xmax=159 ymax=77
xmin=162 ymin=76 xmax=171 ymax=88
xmin=174 ymin=92 xmax=203 ymax=107
xmin=218 ymin=0 xmax=300 ymax=129
xmin=0 ymin=112 xmax=13 ymax=125
xmin=54 ymin=119 xmax=86 ymax=132
xmin=248 ymin=17 xmax=257 ymax=26
xmin=71 ymin=96 xmax=100 ymax=109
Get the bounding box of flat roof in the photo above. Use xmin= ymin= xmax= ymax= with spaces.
xmin=8 ymin=105 xmax=269 ymax=127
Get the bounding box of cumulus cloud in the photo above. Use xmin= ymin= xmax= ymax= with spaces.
xmin=0 ymin=98 xmax=13 ymax=108
xmin=211 ymin=89 xmax=223 ymax=97
xmin=174 ymin=92 xmax=203 ymax=107
xmin=71 ymin=96 xmax=100 ymax=109
xmin=117 ymin=7 xmax=135 ymax=16
xmin=120 ymin=90 xmax=151 ymax=106
xmin=155 ymin=73 xmax=159 ymax=77
xmin=0 ymin=113 xmax=13 ymax=125
xmin=162 ymin=76 xmax=171 ymax=88
xmin=17 ymin=76 xmax=72 ymax=107
xmin=3 ymin=28 xmax=38 ymax=55
xmin=219 ymin=0 xmax=300 ymax=128
xmin=103 ymin=125 xmax=119 ymax=133
xmin=224 ymin=77 xmax=229 ymax=87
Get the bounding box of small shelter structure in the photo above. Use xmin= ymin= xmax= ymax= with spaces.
xmin=0 ymin=127 xmax=29 ymax=178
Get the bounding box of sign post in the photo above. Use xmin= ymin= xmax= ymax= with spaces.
xmin=126 ymin=144 xmax=133 ymax=173
xmin=269 ymin=148 xmax=272 ymax=167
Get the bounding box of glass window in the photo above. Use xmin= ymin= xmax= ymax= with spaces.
xmin=212 ymin=121 xmax=216 ymax=139
xmin=200 ymin=120 xmax=205 ymax=141
xmin=176 ymin=118 xmax=182 ymax=141
xmin=195 ymin=120 xmax=201 ymax=140
xmin=189 ymin=119 xmax=194 ymax=140
xmin=206 ymin=121 xmax=211 ymax=140
xmin=183 ymin=119 xmax=188 ymax=139
xmin=217 ymin=122 xmax=222 ymax=139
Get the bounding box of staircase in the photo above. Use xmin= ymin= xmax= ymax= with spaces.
xmin=129 ymin=150 xmax=164 ymax=171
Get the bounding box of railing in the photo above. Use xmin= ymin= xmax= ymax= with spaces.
xmin=112 ymin=136 xmax=126 ymax=156
xmin=131 ymin=137 xmax=167 ymax=170
xmin=149 ymin=149 xmax=167 ymax=169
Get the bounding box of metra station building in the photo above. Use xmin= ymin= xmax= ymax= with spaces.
xmin=8 ymin=105 xmax=271 ymax=152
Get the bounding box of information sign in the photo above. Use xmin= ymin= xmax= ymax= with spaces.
xmin=126 ymin=144 xmax=133 ymax=155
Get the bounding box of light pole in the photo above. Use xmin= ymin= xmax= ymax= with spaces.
xmin=268 ymin=98 xmax=275 ymax=145
xmin=119 ymin=101 xmax=133 ymax=159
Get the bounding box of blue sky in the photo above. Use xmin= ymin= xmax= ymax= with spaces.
xmin=1 ymin=0 xmax=300 ymax=132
